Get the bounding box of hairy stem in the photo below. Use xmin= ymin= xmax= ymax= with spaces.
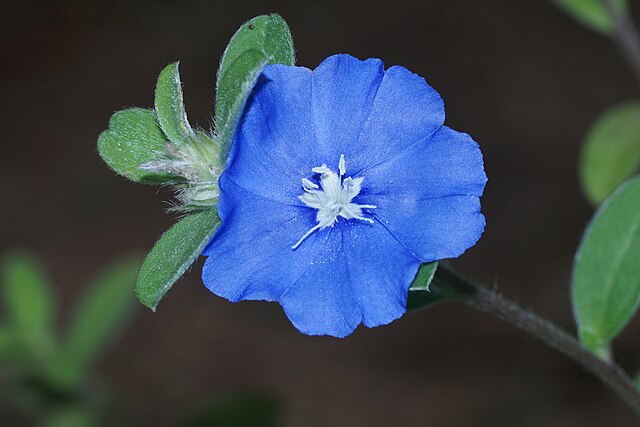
xmin=602 ymin=0 xmax=640 ymax=84
xmin=433 ymin=267 xmax=640 ymax=416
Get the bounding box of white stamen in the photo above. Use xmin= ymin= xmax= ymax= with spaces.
xmin=302 ymin=178 xmax=319 ymax=191
xmin=312 ymin=164 xmax=330 ymax=174
xmin=338 ymin=154 xmax=346 ymax=176
xmin=292 ymin=224 xmax=323 ymax=250
xmin=292 ymin=154 xmax=376 ymax=250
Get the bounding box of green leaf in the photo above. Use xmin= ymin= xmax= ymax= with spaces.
xmin=215 ymin=14 xmax=295 ymax=158
xmin=217 ymin=14 xmax=294 ymax=94
xmin=188 ymin=393 xmax=281 ymax=427
xmin=97 ymin=108 xmax=174 ymax=183
xmin=216 ymin=49 xmax=270 ymax=157
xmin=155 ymin=62 xmax=194 ymax=145
xmin=554 ymin=0 xmax=628 ymax=35
xmin=54 ymin=256 xmax=139 ymax=385
xmin=406 ymin=263 xmax=446 ymax=311
xmin=1 ymin=252 xmax=55 ymax=358
xmin=407 ymin=266 xmax=480 ymax=311
xmin=136 ymin=209 xmax=220 ymax=310
xmin=409 ymin=262 xmax=438 ymax=291
xmin=579 ymin=102 xmax=640 ymax=205
xmin=573 ymin=176 xmax=640 ymax=356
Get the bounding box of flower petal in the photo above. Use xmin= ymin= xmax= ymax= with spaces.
xmin=353 ymin=126 xmax=486 ymax=261
xmin=311 ymin=54 xmax=385 ymax=167
xmin=343 ymin=223 xmax=421 ymax=328
xmin=363 ymin=126 xmax=487 ymax=199
xmin=223 ymin=64 xmax=315 ymax=205
xmin=373 ymin=195 xmax=485 ymax=261
xmin=350 ymin=64 xmax=445 ymax=173
xmin=279 ymin=221 xmax=420 ymax=337
xmin=202 ymin=176 xmax=326 ymax=301
xmin=223 ymin=56 xmax=446 ymax=203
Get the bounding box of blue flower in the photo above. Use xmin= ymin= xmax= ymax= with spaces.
xmin=202 ymin=54 xmax=487 ymax=337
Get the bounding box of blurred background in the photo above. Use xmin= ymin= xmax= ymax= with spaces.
xmin=2 ymin=0 xmax=639 ymax=425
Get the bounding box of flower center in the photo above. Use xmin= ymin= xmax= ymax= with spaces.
xmin=292 ymin=154 xmax=376 ymax=250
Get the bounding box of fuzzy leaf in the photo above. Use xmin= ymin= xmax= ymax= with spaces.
xmin=579 ymin=103 xmax=640 ymax=205
xmin=155 ymin=62 xmax=194 ymax=145
xmin=216 ymin=14 xmax=294 ymax=96
xmin=216 ymin=14 xmax=295 ymax=158
xmin=136 ymin=209 xmax=220 ymax=310
xmin=51 ymin=256 xmax=139 ymax=388
xmin=573 ymin=177 xmax=640 ymax=355
xmin=216 ymin=49 xmax=270 ymax=158
xmin=1 ymin=252 xmax=55 ymax=358
xmin=97 ymin=108 xmax=174 ymax=183
xmin=554 ymin=0 xmax=628 ymax=35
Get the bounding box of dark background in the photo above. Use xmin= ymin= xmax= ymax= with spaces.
xmin=2 ymin=0 xmax=639 ymax=425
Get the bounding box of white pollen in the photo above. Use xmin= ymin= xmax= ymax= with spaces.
xmin=292 ymin=154 xmax=376 ymax=250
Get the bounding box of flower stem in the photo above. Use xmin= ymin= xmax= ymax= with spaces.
xmin=602 ymin=0 xmax=640 ymax=85
xmin=432 ymin=267 xmax=640 ymax=416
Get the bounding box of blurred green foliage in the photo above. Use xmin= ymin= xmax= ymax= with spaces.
xmin=579 ymin=103 xmax=640 ymax=205
xmin=0 ymin=252 xmax=139 ymax=427
xmin=554 ymin=0 xmax=628 ymax=35
xmin=0 ymin=252 xmax=285 ymax=426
